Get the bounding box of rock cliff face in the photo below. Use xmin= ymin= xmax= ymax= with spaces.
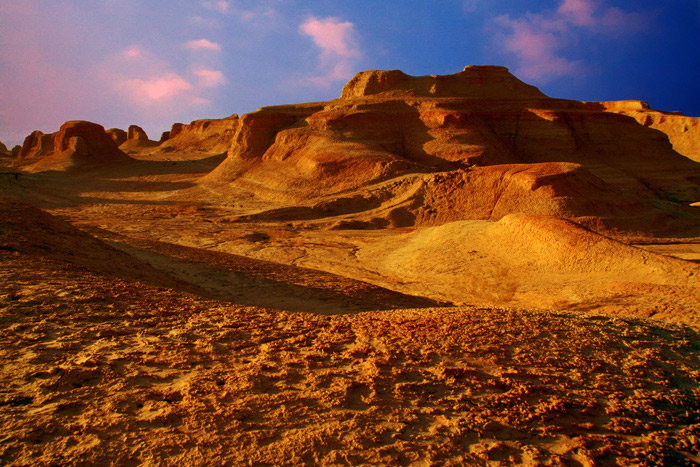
xmin=19 ymin=130 xmax=54 ymax=159
xmin=127 ymin=125 xmax=149 ymax=141
xmin=207 ymin=66 xmax=700 ymax=232
xmin=155 ymin=115 xmax=239 ymax=155
xmin=587 ymin=100 xmax=700 ymax=163
xmin=107 ymin=128 xmax=128 ymax=146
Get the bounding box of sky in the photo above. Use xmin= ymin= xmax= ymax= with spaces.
xmin=1 ymin=0 xmax=698 ymax=147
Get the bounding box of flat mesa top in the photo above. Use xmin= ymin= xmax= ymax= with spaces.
xmin=340 ymin=65 xmax=548 ymax=100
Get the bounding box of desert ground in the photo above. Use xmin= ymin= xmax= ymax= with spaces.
xmin=2 ymin=67 xmax=700 ymax=465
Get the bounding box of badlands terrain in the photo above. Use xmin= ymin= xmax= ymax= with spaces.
xmin=1 ymin=66 xmax=700 ymax=465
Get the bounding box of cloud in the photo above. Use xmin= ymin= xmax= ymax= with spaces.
xmin=557 ymin=0 xmax=596 ymax=25
xmin=491 ymin=0 xmax=650 ymax=83
xmin=494 ymin=14 xmax=585 ymax=81
xmin=202 ymin=1 xmax=229 ymax=14
xmin=121 ymin=73 xmax=193 ymax=101
xmin=194 ymin=67 xmax=226 ymax=88
xmin=300 ymin=16 xmax=362 ymax=86
xmin=186 ymin=39 xmax=222 ymax=51
xmin=124 ymin=47 xmax=143 ymax=58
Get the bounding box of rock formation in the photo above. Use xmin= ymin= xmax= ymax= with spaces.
xmin=119 ymin=125 xmax=159 ymax=152
xmin=10 ymin=145 xmax=21 ymax=158
xmin=19 ymin=130 xmax=54 ymax=159
xmin=0 ymin=140 xmax=8 ymax=155
xmin=587 ymin=100 xmax=700 ymax=163
xmin=206 ymin=66 xmax=700 ymax=234
xmin=159 ymin=131 xmax=171 ymax=143
xmin=155 ymin=115 xmax=239 ymax=155
xmin=25 ymin=120 xmax=131 ymax=171
xmin=170 ymin=123 xmax=185 ymax=138
xmin=107 ymin=128 xmax=128 ymax=146
xmin=127 ymin=125 xmax=149 ymax=141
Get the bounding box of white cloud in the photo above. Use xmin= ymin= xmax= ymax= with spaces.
xmin=300 ymin=16 xmax=362 ymax=87
xmin=186 ymin=39 xmax=222 ymax=51
xmin=492 ymin=0 xmax=649 ymax=83
xmin=194 ymin=67 xmax=226 ymax=88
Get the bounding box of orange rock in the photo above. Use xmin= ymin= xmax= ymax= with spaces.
xmin=587 ymin=100 xmax=700 ymax=163
xmin=341 ymin=65 xmax=546 ymax=99
xmin=54 ymin=120 xmax=123 ymax=156
xmin=19 ymin=130 xmax=54 ymax=159
xmin=107 ymin=128 xmax=127 ymax=146
xmin=24 ymin=120 xmax=130 ymax=171
xmin=127 ymin=125 xmax=149 ymax=141
xmin=170 ymin=123 xmax=185 ymax=138
xmin=156 ymin=115 xmax=239 ymax=155
xmin=207 ymin=66 xmax=700 ymax=233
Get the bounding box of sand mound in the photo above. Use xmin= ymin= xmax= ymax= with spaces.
xmin=376 ymin=214 xmax=697 ymax=281
xmin=358 ymin=214 xmax=700 ymax=322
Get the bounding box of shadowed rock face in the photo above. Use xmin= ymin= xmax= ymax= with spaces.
xmin=587 ymin=100 xmax=700 ymax=163
xmin=19 ymin=130 xmax=54 ymax=159
xmin=206 ymin=66 xmax=700 ymax=231
xmin=55 ymin=121 xmax=125 ymax=156
xmin=17 ymin=120 xmax=132 ymax=172
xmin=127 ymin=125 xmax=149 ymax=141
xmin=107 ymin=128 xmax=128 ymax=146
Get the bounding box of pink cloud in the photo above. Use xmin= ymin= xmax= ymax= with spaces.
xmin=202 ymin=1 xmax=229 ymax=14
xmin=186 ymin=39 xmax=222 ymax=51
xmin=495 ymin=15 xmax=585 ymax=81
xmin=121 ymin=74 xmax=193 ymax=101
xmin=124 ymin=46 xmax=143 ymax=58
xmin=299 ymin=16 xmax=362 ymax=87
xmin=493 ymin=0 xmax=649 ymax=83
xmin=300 ymin=17 xmax=361 ymax=58
xmin=557 ymin=0 xmax=596 ymax=25
xmin=194 ymin=68 xmax=226 ymax=88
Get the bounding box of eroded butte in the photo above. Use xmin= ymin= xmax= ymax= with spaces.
xmin=2 ymin=66 xmax=700 ymax=466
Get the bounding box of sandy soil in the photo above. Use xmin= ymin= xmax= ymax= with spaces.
xmin=2 ymin=250 xmax=699 ymax=466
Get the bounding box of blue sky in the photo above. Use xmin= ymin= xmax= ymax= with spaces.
xmin=1 ymin=0 xmax=698 ymax=147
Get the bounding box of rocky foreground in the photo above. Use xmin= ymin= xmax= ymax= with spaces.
xmin=2 ymin=248 xmax=700 ymax=466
